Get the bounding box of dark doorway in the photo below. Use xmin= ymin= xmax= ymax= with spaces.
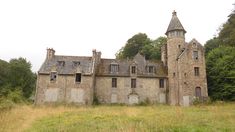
xmin=195 ymin=87 xmax=201 ymax=97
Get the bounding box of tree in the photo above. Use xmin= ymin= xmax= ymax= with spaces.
xmin=116 ymin=33 xmax=166 ymax=60
xmin=204 ymin=37 xmax=220 ymax=56
xmin=8 ymin=58 xmax=36 ymax=98
xmin=206 ymin=47 xmax=235 ymax=101
xmin=116 ymin=33 xmax=151 ymax=59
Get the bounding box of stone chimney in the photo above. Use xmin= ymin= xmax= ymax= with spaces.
xmin=46 ymin=48 xmax=55 ymax=60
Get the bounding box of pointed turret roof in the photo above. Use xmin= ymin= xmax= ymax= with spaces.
xmin=165 ymin=11 xmax=186 ymax=35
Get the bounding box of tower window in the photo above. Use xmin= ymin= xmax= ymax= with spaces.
xmin=193 ymin=51 xmax=199 ymax=60
xmin=159 ymin=79 xmax=164 ymax=88
xmin=50 ymin=72 xmax=57 ymax=81
xmin=131 ymin=79 xmax=136 ymax=88
xmin=131 ymin=66 xmax=136 ymax=74
xmin=75 ymin=73 xmax=81 ymax=83
xmin=112 ymin=78 xmax=117 ymax=88
xmin=194 ymin=67 xmax=199 ymax=76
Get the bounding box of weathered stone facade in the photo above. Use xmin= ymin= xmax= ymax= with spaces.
xmin=35 ymin=11 xmax=208 ymax=106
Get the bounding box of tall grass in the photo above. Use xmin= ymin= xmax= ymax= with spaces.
xmin=0 ymin=103 xmax=235 ymax=132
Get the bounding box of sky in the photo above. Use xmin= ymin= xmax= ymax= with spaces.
xmin=0 ymin=0 xmax=234 ymax=72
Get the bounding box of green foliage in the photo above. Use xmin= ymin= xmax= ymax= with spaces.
xmin=116 ymin=33 xmax=166 ymax=60
xmin=204 ymin=37 xmax=220 ymax=56
xmin=206 ymin=47 xmax=235 ymax=101
xmin=0 ymin=57 xmax=36 ymax=105
xmin=218 ymin=11 xmax=235 ymax=47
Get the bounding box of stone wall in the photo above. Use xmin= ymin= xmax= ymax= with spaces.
xmin=35 ymin=74 xmax=93 ymax=105
xmin=95 ymin=76 xmax=167 ymax=104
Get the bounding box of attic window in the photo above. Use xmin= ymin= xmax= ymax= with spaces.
xmin=193 ymin=51 xmax=199 ymax=60
xmin=131 ymin=66 xmax=136 ymax=74
xmin=110 ymin=64 xmax=119 ymax=73
xmin=147 ymin=66 xmax=154 ymax=73
xmin=50 ymin=72 xmax=57 ymax=81
xmin=57 ymin=61 xmax=65 ymax=66
xmin=73 ymin=61 xmax=80 ymax=67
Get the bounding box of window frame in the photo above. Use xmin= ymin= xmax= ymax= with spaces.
xmin=50 ymin=72 xmax=57 ymax=82
xmin=131 ymin=78 xmax=136 ymax=88
xmin=194 ymin=67 xmax=199 ymax=76
xmin=112 ymin=78 xmax=117 ymax=88
xmin=159 ymin=78 xmax=164 ymax=88
xmin=193 ymin=51 xmax=199 ymax=60
xmin=110 ymin=64 xmax=119 ymax=73
xmin=131 ymin=66 xmax=136 ymax=74
xmin=75 ymin=73 xmax=82 ymax=83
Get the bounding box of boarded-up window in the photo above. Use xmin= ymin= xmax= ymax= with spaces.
xmin=131 ymin=79 xmax=136 ymax=88
xmin=70 ymin=88 xmax=84 ymax=103
xmin=195 ymin=87 xmax=201 ymax=97
xmin=112 ymin=78 xmax=117 ymax=88
xmin=194 ymin=67 xmax=199 ymax=76
xmin=159 ymin=79 xmax=164 ymax=88
xmin=45 ymin=88 xmax=59 ymax=102
xmin=75 ymin=73 xmax=81 ymax=83
xmin=50 ymin=72 xmax=57 ymax=81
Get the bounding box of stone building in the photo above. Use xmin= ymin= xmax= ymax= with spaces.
xmin=35 ymin=11 xmax=208 ymax=106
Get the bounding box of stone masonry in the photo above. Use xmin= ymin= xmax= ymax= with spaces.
xmin=35 ymin=11 xmax=208 ymax=106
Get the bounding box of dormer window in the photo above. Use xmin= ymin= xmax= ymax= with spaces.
xmin=57 ymin=61 xmax=65 ymax=66
xmin=147 ymin=66 xmax=154 ymax=73
xmin=131 ymin=66 xmax=136 ymax=74
xmin=73 ymin=61 xmax=80 ymax=67
xmin=50 ymin=72 xmax=57 ymax=81
xmin=193 ymin=51 xmax=199 ymax=60
xmin=110 ymin=63 xmax=119 ymax=73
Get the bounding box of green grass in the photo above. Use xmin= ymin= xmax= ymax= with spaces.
xmin=0 ymin=103 xmax=235 ymax=132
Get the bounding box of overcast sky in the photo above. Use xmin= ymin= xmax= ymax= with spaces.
xmin=0 ymin=0 xmax=234 ymax=72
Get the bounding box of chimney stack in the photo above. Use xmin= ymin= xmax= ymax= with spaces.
xmin=46 ymin=48 xmax=55 ymax=60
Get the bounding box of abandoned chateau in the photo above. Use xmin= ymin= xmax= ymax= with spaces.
xmin=35 ymin=11 xmax=208 ymax=106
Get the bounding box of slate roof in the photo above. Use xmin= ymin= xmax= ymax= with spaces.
xmin=38 ymin=53 xmax=167 ymax=78
xmin=97 ymin=54 xmax=167 ymax=77
xmin=166 ymin=11 xmax=186 ymax=35
xmin=38 ymin=55 xmax=93 ymax=75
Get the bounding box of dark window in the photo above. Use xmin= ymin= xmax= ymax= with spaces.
xmin=50 ymin=72 xmax=57 ymax=81
xmin=75 ymin=73 xmax=81 ymax=83
xmin=147 ymin=66 xmax=154 ymax=73
xmin=195 ymin=87 xmax=201 ymax=97
xmin=193 ymin=51 xmax=199 ymax=60
xmin=73 ymin=61 xmax=80 ymax=67
xmin=159 ymin=79 xmax=164 ymax=88
xmin=194 ymin=67 xmax=199 ymax=76
xmin=57 ymin=61 xmax=65 ymax=66
xmin=112 ymin=78 xmax=117 ymax=88
xmin=131 ymin=66 xmax=136 ymax=74
xmin=110 ymin=64 xmax=119 ymax=73
xmin=131 ymin=79 xmax=136 ymax=88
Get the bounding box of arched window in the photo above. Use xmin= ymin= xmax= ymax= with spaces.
xmin=195 ymin=87 xmax=201 ymax=97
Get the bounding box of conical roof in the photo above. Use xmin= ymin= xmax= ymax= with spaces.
xmin=165 ymin=11 xmax=186 ymax=35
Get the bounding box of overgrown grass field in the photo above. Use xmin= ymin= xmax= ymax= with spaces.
xmin=0 ymin=103 xmax=234 ymax=132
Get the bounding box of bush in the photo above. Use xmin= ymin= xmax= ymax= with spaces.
xmin=0 ymin=98 xmax=15 ymax=110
